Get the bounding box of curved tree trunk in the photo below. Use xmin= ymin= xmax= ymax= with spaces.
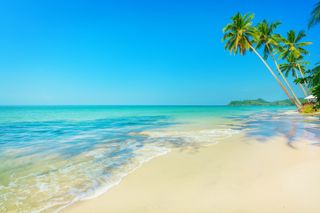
xmin=249 ymin=44 xmax=301 ymax=109
xmin=268 ymin=48 xmax=302 ymax=106
xmin=297 ymin=65 xmax=311 ymax=95
xmin=294 ymin=70 xmax=308 ymax=97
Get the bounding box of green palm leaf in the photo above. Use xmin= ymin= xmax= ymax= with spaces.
xmin=222 ymin=12 xmax=255 ymax=55
xmin=308 ymin=1 xmax=320 ymax=28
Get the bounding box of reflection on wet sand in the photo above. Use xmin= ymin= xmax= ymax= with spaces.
xmin=231 ymin=110 xmax=320 ymax=148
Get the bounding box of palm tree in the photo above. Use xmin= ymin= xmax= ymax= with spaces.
xmin=222 ymin=13 xmax=301 ymax=109
xmin=222 ymin=13 xmax=256 ymax=55
xmin=308 ymin=1 xmax=320 ymax=28
xmin=279 ymin=53 xmax=309 ymax=97
xmin=254 ymin=20 xmax=301 ymax=106
xmin=279 ymin=30 xmax=312 ymax=95
xmin=297 ymin=63 xmax=320 ymax=107
xmin=279 ymin=30 xmax=311 ymax=59
xmin=307 ymin=64 xmax=320 ymax=104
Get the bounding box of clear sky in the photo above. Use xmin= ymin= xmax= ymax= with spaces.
xmin=0 ymin=0 xmax=319 ymax=105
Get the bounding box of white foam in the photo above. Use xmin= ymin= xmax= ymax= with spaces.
xmin=52 ymin=146 xmax=170 ymax=213
xmin=6 ymin=127 xmax=240 ymax=213
xmin=142 ymin=128 xmax=240 ymax=144
xmin=53 ymin=128 xmax=240 ymax=212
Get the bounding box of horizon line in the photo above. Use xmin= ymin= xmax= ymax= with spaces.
xmin=0 ymin=104 xmax=228 ymax=107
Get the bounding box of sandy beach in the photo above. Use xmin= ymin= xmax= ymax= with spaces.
xmin=64 ymin=134 xmax=320 ymax=213
xmin=2 ymin=0 xmax=320 ymax=212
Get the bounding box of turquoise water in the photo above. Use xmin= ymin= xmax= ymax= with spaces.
xmin=0 ymin=106 xmax=319 ymax=213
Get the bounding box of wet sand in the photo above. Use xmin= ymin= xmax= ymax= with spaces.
xmin=64 ymin=134 xmax=320 ymax=213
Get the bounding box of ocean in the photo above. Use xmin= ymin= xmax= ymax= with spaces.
xmin=0 ymin=106 xmax=319 ymax=213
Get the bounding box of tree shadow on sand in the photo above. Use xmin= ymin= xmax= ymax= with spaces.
xmin=227 ymin=111 xmax=320 ymax=149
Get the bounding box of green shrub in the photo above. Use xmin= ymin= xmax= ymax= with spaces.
xmin=300 ymin=103 xmax=318 ymax=113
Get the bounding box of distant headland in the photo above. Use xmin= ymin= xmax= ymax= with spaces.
xmin=227 ymin=98 xmax=305 ymax=106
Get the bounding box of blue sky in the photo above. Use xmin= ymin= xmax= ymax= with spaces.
xmin=0 ymin=0 xmax=319 ymax=105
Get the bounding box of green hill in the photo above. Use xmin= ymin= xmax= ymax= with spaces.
xmin=228 ymin=98 xmax=304 ymax=106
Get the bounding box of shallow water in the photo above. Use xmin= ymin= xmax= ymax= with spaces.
xmin=0 ymin=106 xmax=319 ymax=212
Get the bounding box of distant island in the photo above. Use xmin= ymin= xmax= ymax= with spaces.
xmin=228 ymin=98 xmax=305 ymax=106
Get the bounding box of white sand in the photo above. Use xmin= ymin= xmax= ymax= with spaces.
xmin=64 ymin=135 xmax=320 ymax=213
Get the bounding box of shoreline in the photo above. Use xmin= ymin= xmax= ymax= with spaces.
xmin=63 ymin=134 xmax=320 ymax=213
xmin=58 ymin=131 xmax=239 ymax=213
xmin=54 ymin=146 xmax=171 ymax=213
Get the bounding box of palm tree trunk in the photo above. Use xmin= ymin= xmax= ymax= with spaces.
xmin=249 ymin=44 xmax=301 ymax=109
xmin=268 ymin=48 xmax=302 ymax=106
xmin=297 ymin=65 xmax=311 ymax=95
xmin=294 ymin=70 xmax=308 ymax=97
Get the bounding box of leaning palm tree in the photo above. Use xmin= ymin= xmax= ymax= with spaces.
xmin=308 ymin=1 xmax=320 ymax=28
xmin=279 ymin=30 xmax=312 ymax=95
xmin=254 ymin=20 xmax=301 ymax=105
xmin=222 ymin=13 xmax=300 ymax=108
xmin=279 ymin=53 xmax=309 ymax=97
xmin=294 ymin=57 xmax=311 ymax=96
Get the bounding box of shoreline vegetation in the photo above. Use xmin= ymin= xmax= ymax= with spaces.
xmin=228 ymin=98 xmax=303 ymax=106
xmin=228 ymin=98 xmax=320 ymax=114
xmin=222 ymin=3 xmax=320 ymax=113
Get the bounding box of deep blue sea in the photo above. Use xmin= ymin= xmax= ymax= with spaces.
xmin=0 ymin=106 xmax=319 ymax=213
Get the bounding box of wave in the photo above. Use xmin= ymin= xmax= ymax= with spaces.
xmin=52 ymin=145 xmax=170 ymax=213
xmin=140 ymin=128 xmax=240 ymax=145
xmin=0 ymin=114 xmax=242 ymax=213
xmin=51 ymin=128 xmax=238 ymax=213
xmin=52 ymin=127 xmax=239 ymax=213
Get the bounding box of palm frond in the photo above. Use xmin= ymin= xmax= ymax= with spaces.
xmin=222 ymin=12 xmax=255 ymax=56
xmin=308 ymin=1 xmax=320 ymax=28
